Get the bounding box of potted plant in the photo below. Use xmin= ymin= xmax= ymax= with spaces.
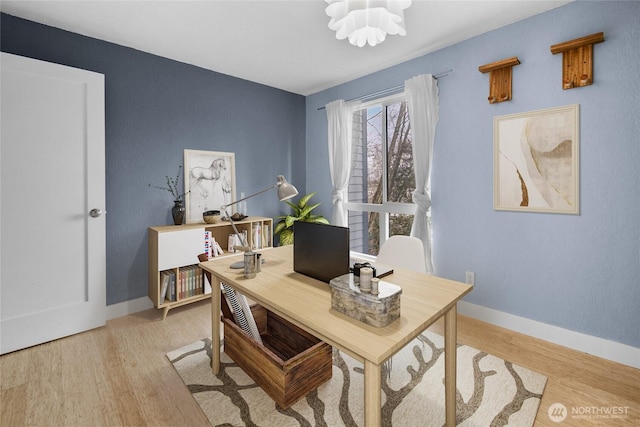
xmin=150 ymin=165 xmax=189 ymax=225
xmin=274 ymin=192 xmax=329 ymax=245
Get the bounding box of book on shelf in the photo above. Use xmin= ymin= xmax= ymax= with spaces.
xmin=186 ymin=267 xmax=190 ymax=298
xmin=213 ymin=239 xmax=223 ymax=256
xmin=181 ymin=267 xmax=187 ymax=299
xmin=169 ymin=274 xmax=174 ymax=300
xmin=263 ymin=223 xmax=271 ymax=248
xmin=193 ymin=265 xmax=200 ymax=296
xmin=166 ymin=272 xmax=172 ymax=302
xmin=171 ymin=271 xmax=176 ymax=301
xmin=252 ymin=223 xmax=262 ymax=250
xmin=197 ymin=266 xmax=203 ymax=295
xmin=194 ymin=267 xmax=199 ymax=295
xmin=160 ymin=271 xmax=170 ymax=304
xmin=162 ymin=269 xmax=177 ymax=302
xmin=181 ymin=267 xmax=186 ymax=299
xmin=204 ymin=231 xmax=213 ymax=259
xmin=203 ymin=270 xmax=212 ymax=295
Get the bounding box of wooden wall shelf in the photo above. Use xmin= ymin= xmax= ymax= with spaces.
xmin=478 ymin=56 xmax=520 ymax=104
xmin=550 ymin=32 xmax=604 ymax=90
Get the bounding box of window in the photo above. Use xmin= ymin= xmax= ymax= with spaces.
xmin=347 ymin=94 xmax=416 ymax=255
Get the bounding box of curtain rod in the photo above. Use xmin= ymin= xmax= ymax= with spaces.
xmin=317 ymin=69 xmax=452 ymax=111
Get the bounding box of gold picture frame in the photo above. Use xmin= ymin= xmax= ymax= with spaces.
xmin=184 ymin=149 xmax=236 ymax=224
xmin=494 ymin=104 xmax=579 ymax=214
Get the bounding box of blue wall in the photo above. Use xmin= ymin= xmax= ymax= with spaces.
xmin=2 ymin=1 xmax=638 ymax=348
xmin=306 ymin=1 xmax=639 ymax=348
xmin=1 ymin=14 xmax=306 ymax=305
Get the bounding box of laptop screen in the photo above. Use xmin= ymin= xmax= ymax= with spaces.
xmin=293 ymin=222 xmax=350 ymax=283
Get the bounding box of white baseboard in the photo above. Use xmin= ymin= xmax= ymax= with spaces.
xmin=105 ymin=296 xmax=638 ymax=369
xmin=106 ymin=296 xmax=153 ymax=320
xmin=458 ymin=301 xmax=640 ymax=369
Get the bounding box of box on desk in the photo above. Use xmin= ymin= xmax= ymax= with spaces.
xmin=329 ymin=273 xmax=402 ymax=327
xmin=223 ymin=304 xmax=333 ymax=409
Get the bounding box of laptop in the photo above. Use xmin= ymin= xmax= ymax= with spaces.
xmin=293 ymin=221 xmax=395 ymax=283
xmin=293 ymin=222 xmax=350 ymax=283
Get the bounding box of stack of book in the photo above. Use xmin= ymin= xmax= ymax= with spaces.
xmin=160 ymin=265 xmax=205 ymax=303
xmin=204 ymin=230 xmax=224 ymax=258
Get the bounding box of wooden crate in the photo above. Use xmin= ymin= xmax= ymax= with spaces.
xmin=223 ymin=304 xmax=333 ymax=409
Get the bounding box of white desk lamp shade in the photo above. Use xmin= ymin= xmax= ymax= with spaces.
xmin=276 ymin=175 xmax=298 ymax=201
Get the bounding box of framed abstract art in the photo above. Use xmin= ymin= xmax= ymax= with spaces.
xmin=494 ymin=104 xmax=579 ymax=214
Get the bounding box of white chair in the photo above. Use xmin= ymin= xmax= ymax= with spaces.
xmin=376 ymin=235 xmax=427 ymax=274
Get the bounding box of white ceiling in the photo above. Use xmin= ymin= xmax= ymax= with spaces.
xmin=1 ymin=0 xmax=571 ymax=96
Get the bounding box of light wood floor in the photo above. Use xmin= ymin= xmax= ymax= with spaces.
xmin=1 ymin=300 xmax=638 ymax=426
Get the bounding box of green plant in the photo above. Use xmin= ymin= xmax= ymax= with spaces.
xmin=274 ymin=192 xmax=329 ymax=245
xmin=150 ymin=165 xmax=189 ymax=201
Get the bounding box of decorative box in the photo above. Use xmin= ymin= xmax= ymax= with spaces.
xmin=329 ymin=274 xmax=402 ymax=327
xmin=223 ymin=304 xmax=333 ymax=409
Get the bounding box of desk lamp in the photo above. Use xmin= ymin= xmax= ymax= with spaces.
xmin=221 ymin=175 xmax=298 ymax=268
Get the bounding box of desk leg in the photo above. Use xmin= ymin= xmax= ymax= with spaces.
xmin=364 ymin=360 xmax=382 ymax=427
xmin=444 ymin=304 xmax=457 ymax=427
xmin=211 ymin=277 xmax=221 ymax=375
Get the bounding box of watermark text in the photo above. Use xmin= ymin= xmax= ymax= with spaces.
xmin=549 ymin=403 xmax=630 ymax=423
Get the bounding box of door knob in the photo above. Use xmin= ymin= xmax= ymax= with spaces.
xmin=89 ymin=208 xmax=104 ymax=218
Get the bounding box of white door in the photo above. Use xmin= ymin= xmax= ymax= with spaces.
xmin=0 ymin=53 xmax=106 ymax=354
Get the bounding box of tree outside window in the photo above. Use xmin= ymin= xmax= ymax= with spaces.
xmin=347 ymin=96 xmax=415 ymax=255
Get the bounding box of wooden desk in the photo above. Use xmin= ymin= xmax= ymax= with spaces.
xmin=200 ymin=245 xmax=472 ymax=427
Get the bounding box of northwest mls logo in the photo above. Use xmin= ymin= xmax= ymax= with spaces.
xmin=548 ymin=403 xmax=630 ymax=422
xmin=548 ymin=403 xmax=568 ymax=423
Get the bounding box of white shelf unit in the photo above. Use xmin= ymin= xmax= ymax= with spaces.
xmin=148 ymin=216 xmax=273 ymax=319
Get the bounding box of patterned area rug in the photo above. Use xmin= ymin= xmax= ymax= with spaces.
xmin=167 ymin=331 xmax=546 ymax=426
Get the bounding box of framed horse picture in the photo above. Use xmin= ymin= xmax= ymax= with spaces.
xmin=184 ymin=149 xmax=236 ymax=224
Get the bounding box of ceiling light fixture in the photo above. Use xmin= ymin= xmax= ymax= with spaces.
xmin=325 ymin=0 xmax=412 ymax=48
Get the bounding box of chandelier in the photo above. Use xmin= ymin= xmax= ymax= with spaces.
xmin=325 ymin=0 xmax=412 ymax=47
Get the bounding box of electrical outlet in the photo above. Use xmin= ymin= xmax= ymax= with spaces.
xmin=465 ymin=271 xmax=475 ymax=286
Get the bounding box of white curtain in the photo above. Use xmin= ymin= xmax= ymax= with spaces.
xmin=405 ymin=74 xmax=439 ymax=273
xmin=326 ymin=99 xmax=360 ymax=226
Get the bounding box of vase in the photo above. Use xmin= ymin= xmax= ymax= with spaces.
xmin=171 ymin=200 xmax=185 ymax=225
